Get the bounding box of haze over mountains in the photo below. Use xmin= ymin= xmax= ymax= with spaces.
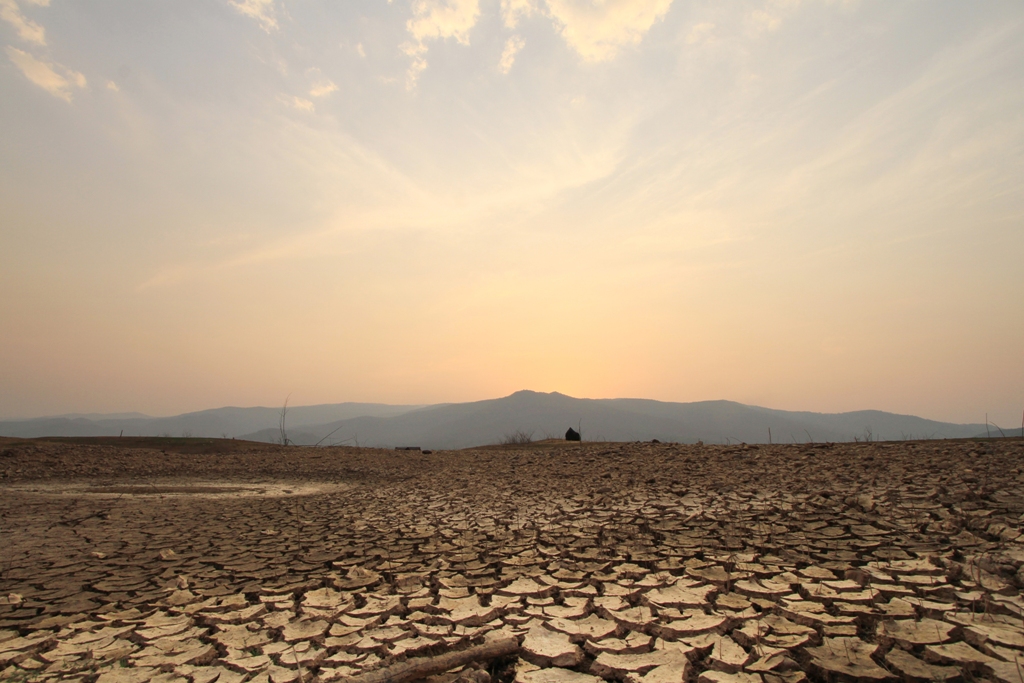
xmin=0 ymin=403 xmax=419 ymax=442
xmin=0 ymin=391 xmax=1000 ymax=449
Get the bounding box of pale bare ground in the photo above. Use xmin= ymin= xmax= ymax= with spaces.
xmin=1 ymin=437 xmax=1023 ymax=683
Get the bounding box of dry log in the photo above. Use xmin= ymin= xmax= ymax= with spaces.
xmin=341 ymin=637 xmax=519 ymax=683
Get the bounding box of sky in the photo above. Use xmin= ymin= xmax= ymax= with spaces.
xmin=1 ymin=0 xmax=1022 ymax=426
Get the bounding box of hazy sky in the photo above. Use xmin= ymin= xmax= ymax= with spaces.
xmin=1 ymin=0 xmax=1022 ymax=425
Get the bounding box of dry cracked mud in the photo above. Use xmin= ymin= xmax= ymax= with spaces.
xmin=1 ymin=437 xmax=1024 ymax=683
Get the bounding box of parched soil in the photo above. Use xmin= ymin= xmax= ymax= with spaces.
xmin=1 ymin=437 xmax=1024 ymax=683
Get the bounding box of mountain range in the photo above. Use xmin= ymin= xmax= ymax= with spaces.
xmin=0 ymin=391 xmax=1004 ymax=449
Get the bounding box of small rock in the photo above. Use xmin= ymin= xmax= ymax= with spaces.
xmin=708 ymin=636 xmax=751 ymax=673
xmin=924 ymin=641 xmax=997 ymax=669
xmin=590 ymin=649 xmax=691 ymax=678
xmin=519 ymin=668 xmax=602 ymax=683
xmin=521 ymin=624 xmax=584 ymax=667
xmin=281 ymin=619 xmax=329 ymax=643
xmin=885 ymin=648 xmax=959 ymax=681
xmin=698 ymin=672 xmax=763 ymax=683
xmin=805 ymin=637 xmax=893 ymax=681
xmin=876 ymin=618 xmax=956 ymax=647
xmin=628 ymin=661 xmax=692 ymax=683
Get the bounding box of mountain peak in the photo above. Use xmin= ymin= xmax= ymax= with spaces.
xmin=507 ymin=389 xmax=571 ymax=399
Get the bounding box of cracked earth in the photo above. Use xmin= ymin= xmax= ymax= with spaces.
xmin=2 ymin=437 xmax=1024 ymax=683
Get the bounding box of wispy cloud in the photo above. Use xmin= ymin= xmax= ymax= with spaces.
xmin=749 ymin=0 xmax=802 ymax=35
xmin=769 ymin=21 xmax=1024 ymax=216
xmin=501 ymin=0 xmax=536 ymax=29
xmin=406 ymin=0 xmax=479 ymax=45
xmin=0 ymin=0 xmax=46 ymax=45
xmin=228 ymin=0 xmax=277 ymax=32
xmin=306 ymin=69 xmax=338 ymax=98
xmin=6 ymin=46 xmax=85 ymax=101
xmin=309 ymin=80 xmax=337 ymax=97
xmin=686 ymin=21 xmax=714 ymax=45
xmin=402 ymin=0 xmax=480 ymax=88
xmin=278 ymin=93 xmax=315 ymax=111
xmin=404 ymin=0 xmax=675 ymax=81
xmin=139 ymin=233 xmax=334 ymax=290
xmin=543 ymin=0 xmax=674 ymax=62
xmin=499 ymin=34 xmax=525 ymax=73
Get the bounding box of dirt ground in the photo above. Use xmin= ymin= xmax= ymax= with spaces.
xmin=1 ymin=437 xmax=1024 ymax=683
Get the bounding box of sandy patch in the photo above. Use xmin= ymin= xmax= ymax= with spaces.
xmin=0 ymin=480 xmax=345 ymax=498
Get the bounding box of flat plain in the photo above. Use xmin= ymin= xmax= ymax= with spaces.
xmin=1 ymin=437 xmax=1023 ymax=683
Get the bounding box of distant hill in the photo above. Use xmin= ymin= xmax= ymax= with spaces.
xmin=53 ymin=412 xmax=152 ymax=420
xmin=238 ymin=390 xmax=989 ymax=449
xmin=1 ymin=391 xmax=993 ymax=449
xmin=973 ymin=427 xmax=1024 ymax=439
xmin=0 ymin=403 xmax=421 ymax=440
